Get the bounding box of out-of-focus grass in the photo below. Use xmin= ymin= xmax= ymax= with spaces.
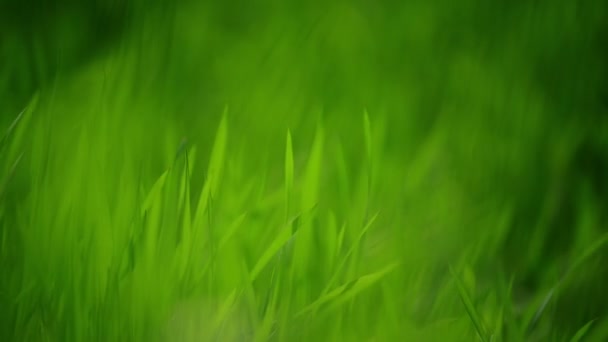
xmin=1 ymin=0 xmax=608 ymax=341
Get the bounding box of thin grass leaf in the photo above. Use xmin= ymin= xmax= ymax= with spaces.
xmin=249 ymin=214 xmax=302 ymax=282
xmin=324 ymin=262 xmax=399 ymax=312
xmin=255 ymin=268 xmax=281 ymax=342
xmin=175 ymin=154 xmax=193 ymax=281
xmin=363 ymin=109 xmax=372 ymax=165
xmin=334 ymin=142 xmax=351 ymax=207
xmin=296 ymin=279 xmax=349 ymax=317
xmin=525 ymin=286 xmax=556 ymax=334
xmin=322 ymin=213 xmax=379 ymax=294
xmin=290 ymin=123 xmax=324 ymax=304
xmin=363 ymin=110 xmax=373 ymax=218
xmin=297 ymin=262 xmax=399 ymax=317
xmin=140 ymin=170 xmax=168 ymax=217
xmin=525 ymin=233 xmax=608 ymax=334
xmin=255 ymin=308 xmax=276 ymax=342
xmin=211 ymin=289 xmax=239 ymax=332
xmin=218 ymin=213 xmax=247 ymax=250
xmin=570 ymin=319 xmax=595 ymax=342
xmin=336 ymin=222 xmax=346 ymax=256
xmin=174 ymin=137 xmax=190 ymax=161
xmin=0 ymin=212 xmax=5 ymax=254
xmin=193 ymin=109 xmax=228 ymax=227
xmin=0 ymin=152 xmax=23 ymax=199
xmin=1 ymin=111 xmax=25 ymax=147
xmin=301 ymin=123 xmax=324 ymax=209
xmin=285 ymin=129 xmax=294 ymax=223
xmin=324 ymin=212 xmax=338 ymax=272
xmin=585 ymin=318 xmax=608 ymax=341
xmin=208 ymin=108 xmax=229 ymax=198
xmin=1 ymin=92 xmax=38 ymax=149
xmin=569 ymin=232 xmax=608 ymax=276
xmin=451 ymin=266 xmax=490 ymax=342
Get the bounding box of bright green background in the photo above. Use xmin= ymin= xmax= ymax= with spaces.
xmin=1 ymin=0 xmax=608 ymax=340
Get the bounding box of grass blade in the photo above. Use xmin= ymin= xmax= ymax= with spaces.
xmin=284 ymin=129 xmax=294 ymax=223
xmin=141 ymin=170 xmax=168 ymax=217
xmin=363 ymin=109 xmax=372 ymax=165
xmin=297 ymin=262 xmax=399 ymax=317
xmin=249 ymin=215 xmax=301 ymax=282
xmin=0 ymin=153 xmax=23 ymax=199
xmin=208 ymin=108 xmax=228 ymax=198
xmin=1 ymin=92 xmax=38 ymax=149
xmin=194 ymin=110 xmax=228 ymax=228
xmin=451 ymin=266 xmax=490 ymax=342
xmin=570 ymin=319 xmax=595 ymax=342
xmin=322 ymin=213 xmax=379 ymax=294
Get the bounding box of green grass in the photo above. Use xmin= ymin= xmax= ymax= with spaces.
xmin=1 ymin=0 xmax=608 ymax=341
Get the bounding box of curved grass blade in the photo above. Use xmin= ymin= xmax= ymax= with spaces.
xmin=569 ymin=233 xmax=608 ymax=277
xmin=0 ymin=153 xmax=23 ymax=199
xmin=218 ymin=213 xmax=247 ymax=250
xmin=1 ymin=92 xmax=38 ymax=149
xmin=249 ymin=213 xmax=302 ymax=282
xmin=450 ymin=266 xmax=490 ymax=342
xmin=321 ymin=212 xmax=379 ymax=295
xmin=526 ymin=233 xmax=608 ymax=334
xmin=570 ymin=319 xmax=595 ymax=342
xmin=297 ymin=262 xmax=399 ymax=317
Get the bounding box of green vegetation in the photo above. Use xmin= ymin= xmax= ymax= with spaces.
xmin=1 ymin=0 xmax=607 ymax=341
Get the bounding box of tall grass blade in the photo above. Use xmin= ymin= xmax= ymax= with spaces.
xmin=451 ymin=266 xmax=490 ymax=342
xmin=285 ymin=129 xmax=294 ymax=223
xmin=193 ymin=109 xmax=228 ymax=228
xmin=249 ymin=214 xmax=301 ymax=282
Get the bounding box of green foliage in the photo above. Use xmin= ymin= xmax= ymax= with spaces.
xmin=1 ymin=0 xmax=607 ymax=341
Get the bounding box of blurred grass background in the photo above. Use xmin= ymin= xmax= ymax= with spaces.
xmin=1 ymin=0 xmax=608 ymax=340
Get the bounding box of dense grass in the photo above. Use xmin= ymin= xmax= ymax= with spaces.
xmin=1 ymin=0 xmax=608 ymax=341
